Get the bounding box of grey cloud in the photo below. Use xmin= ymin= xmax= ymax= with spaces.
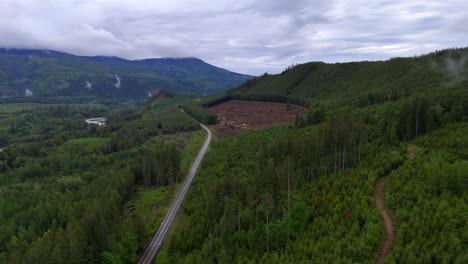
xmin=0 ymin=0 xmax=466 ymax=75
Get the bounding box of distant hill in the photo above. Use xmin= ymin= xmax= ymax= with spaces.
xmin=233 ymin=47 xmax=468 ymax=104
xmin=0 ymin=48 xmax=251 ymax=98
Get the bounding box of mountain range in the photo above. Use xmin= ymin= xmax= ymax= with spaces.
xmin=0 ymin=48 xmax=251 ymax=98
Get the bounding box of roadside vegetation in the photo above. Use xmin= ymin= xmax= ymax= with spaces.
xmin=159 ymin=101 xmax=466 ymax=263
xmin=0 ymin=94 xmax=205 ymax=263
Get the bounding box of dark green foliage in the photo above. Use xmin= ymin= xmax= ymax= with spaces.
xmin=180 ymin=103 xmax=218 ymax=124
xmin=306 ymin=105 xmax=325 ymax=125
xmin=0 ymin=96 xmax=98 ymax=104
xmin=199 ymin=93 xmax=310 ymax=108
xmin=0 ymin=96 xmax=201 ymax=263
xmin=322 ymin=112 xmax=367 ymax=173
xmin=0 ymin=48 xmax=251 ymax=98
xmin=0 ymin=137 xmax=139 ymax=263
xmin=0 ymin=103 xmax=110 ymax=151
xmin=397 ymin=94 xmax=439 ymax=141
xmin=159 ymin=124 xmax=398 ymax=263
xmin=414 ymin=123 xmax=468 ymax=159
xmin=157 ymin=48 xmax=467 ymax=263
xmin=234 ymin=48 xmax=468 ymax=107
xmin=160 ymin=102 xmax=466 ymax=263
xmin=1 ymin=47 xmax=467 ymax=263
xmin=385 ymin=125 xmax=468 ymax=263
xmin=138 ymin=140 xmax=181 ymax=186
xmin=107 ymin=95 xmax=200 ymax=151
xmin=229 ymin=93 xmax=310 ymax=107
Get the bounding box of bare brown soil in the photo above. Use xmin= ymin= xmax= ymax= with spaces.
xmin=208 ymin=100 xmax=306 ymax=137
xmin=375 ymin=176 xmax=395 ymax=264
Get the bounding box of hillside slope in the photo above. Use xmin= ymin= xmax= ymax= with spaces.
xmin=233 ymin=48 xmax=468 ymax=104
xmin=0 ymin=48 xmax=251 ymax=98
xmin=154 ymin=47 xmax=467 ymax=263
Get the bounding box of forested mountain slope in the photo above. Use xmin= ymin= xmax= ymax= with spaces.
xmin=234 ymin=48 xmax=468 ymax=104
xmin=156 ymin=48 xmax=467 ymax=263
xmin=0 ymin=48 xmax=250 ymax=98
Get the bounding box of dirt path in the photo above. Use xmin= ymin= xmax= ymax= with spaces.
xmin=408 ymin=144 xmax=416 ymax=160
xmin=375 ymin=176 xmax=395 ymax=264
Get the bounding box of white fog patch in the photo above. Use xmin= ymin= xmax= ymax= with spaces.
xmin=444 ymin=56 xmax=468 ymax=80
xmin=432 ymin=55 xmax=468 ymax=82
xmin=25 ymin=89 xmax=33 ymax=96
xmin=85 ymin=117 xmax=106 ymax=126
xmin=85 ymin=81 xmax=93 ymax=89
xmin=114 ymin=75 xmax=121 ymax=88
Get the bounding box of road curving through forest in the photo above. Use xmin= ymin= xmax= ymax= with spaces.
xmin=138 ymin=111 xmax=212 ymax=264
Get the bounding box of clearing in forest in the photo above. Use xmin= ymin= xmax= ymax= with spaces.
xmin=208 ymin=100 xmax=306 ymax=137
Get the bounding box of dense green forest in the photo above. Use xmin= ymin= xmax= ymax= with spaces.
xmin=156 ymin=49 xmax=467 ymax=263
xmin=234 ymin=48 xmax=468 ymax=106
xmin=0 ymin=94 xmax=207 ymax=263
xmin=0 ymin=47 xmax=466 ymax=263
xmin=157 ymin=122 xmax=466 ymax=263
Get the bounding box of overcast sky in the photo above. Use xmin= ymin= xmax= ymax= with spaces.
xmin=1 ymin=0 xmax=466 ymax=75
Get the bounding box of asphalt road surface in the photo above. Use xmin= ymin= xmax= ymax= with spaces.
xmin=138 ymin=118 xmax=212 ymax=264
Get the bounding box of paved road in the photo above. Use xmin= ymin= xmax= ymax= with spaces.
xmin=138 ymin=117 xmax=212 ymax=264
